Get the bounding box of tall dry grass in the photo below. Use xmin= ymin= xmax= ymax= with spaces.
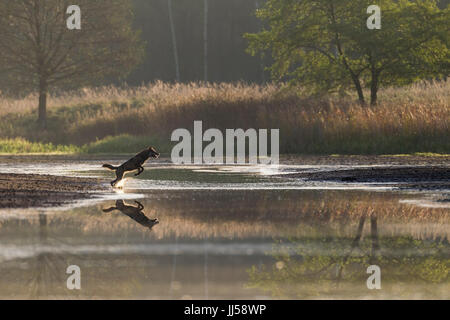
xmin=0 ymin=80 xmax=448 ymax=154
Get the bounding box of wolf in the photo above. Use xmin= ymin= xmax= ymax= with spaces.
xmin=102 ymin=146 xmax=160 ymax=187
xmin=103 ymin=200 xmax=159 ymax=230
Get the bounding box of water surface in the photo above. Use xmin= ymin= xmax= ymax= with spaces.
xmin=0 ymin=157 xmax=448 ymax=299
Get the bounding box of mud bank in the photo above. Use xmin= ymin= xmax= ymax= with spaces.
xmin=0 ymin=174 xmax=107 ymax=208
xmin=281 ymin=166 xmax=450 ymax=190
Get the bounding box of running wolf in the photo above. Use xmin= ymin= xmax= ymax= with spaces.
xmin=102 ymin=147 xmax=160 ymax=187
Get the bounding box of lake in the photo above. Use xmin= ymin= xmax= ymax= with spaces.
xmin=0 ymin=157 xmax=448 ymax=299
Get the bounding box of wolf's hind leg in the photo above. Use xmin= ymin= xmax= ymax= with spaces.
xmin=135 ymin=201 xmax=144 ymax=210
xmin=112 ymin=168 xmax=125 ymax=187
xmin=135 ymin=166 xmax=144 ymax=176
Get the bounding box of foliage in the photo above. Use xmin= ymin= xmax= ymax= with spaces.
xmin=246 ymin=0 xmax=450 ymax=105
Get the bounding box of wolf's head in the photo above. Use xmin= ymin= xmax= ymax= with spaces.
xmin=148 ymin=146 xmax=160 ymax=158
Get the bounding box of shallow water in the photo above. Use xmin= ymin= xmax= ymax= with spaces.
xmin=0 ymin=157 xmax=448 ymax=299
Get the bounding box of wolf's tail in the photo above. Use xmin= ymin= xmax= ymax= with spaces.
xmin=102 ymin=164 xmax=118 ymax=171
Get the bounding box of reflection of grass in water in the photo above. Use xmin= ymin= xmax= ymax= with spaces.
xmin=3 ymin=190 xmax=447 ymax=242
xmin=1 ymin=191 xmax=448 ymax=298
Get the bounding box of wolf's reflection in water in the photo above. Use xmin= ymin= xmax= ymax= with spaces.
xmin=103 ymin=200 xmax=159 ymax=231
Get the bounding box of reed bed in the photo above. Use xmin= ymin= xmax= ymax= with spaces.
xmin=0 ymin=80 xmax=448 ymax=154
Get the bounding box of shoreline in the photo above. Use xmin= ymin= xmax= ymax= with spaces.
xmin=0 ymin=155 xmax=449 ymax=209
xmin=0 ymin=173 xmax=108 ymax=209
xmin=279 ymin=166 xmax=450 ymax=191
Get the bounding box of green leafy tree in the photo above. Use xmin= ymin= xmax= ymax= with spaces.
xmin=246 ymin=0 xmax=449 ymax=105
xmin=0 ymin=0 xmax=144 ymax=128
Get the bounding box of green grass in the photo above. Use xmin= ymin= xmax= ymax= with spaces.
xmin=2 ymin=136 xmax=448 ymax=156
xmin=0 ymin=138 xmax=79 ymax=154
xmin=381 ymin=153 xmax=450 ymax=157
xmin=0 ymin=135 xmax=171 ymax=155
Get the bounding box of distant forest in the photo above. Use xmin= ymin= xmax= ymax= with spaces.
xmin=128 ymin=0 xmax=269 ymax=84
xmin=128 ymin=0 xmax=449 ymax=85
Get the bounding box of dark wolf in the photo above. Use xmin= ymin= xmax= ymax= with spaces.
xmin=103 ymin=146 xmax=160 ymax=187
xmin=103 ymin=200 xmax=159 ymax=230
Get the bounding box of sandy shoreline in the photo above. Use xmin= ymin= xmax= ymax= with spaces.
xmin=0 ymin=173 xmax=108 ymax=208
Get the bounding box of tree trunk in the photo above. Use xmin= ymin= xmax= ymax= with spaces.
xmin=38 ymin=79 xmax=48 ymax=129
xmin=168 ymin=0 xmax=180 ymax=82
xmin=370 ymin=71 xmax=378 ymax=106
xmin=255 ymin=0 xmax=266 ymax=84
xmin=203 ymin=0 xmax=208 ymax=82
xmin=352 ymin=76 xmax=365 ymax=106
xmin=336 ymin=214 xmax=366 ymax=285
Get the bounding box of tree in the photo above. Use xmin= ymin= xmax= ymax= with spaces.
xmin=203 ymin=0 xmax=209 ymax=82
xmin=246 ymin=0 xmax=449 ymax=105
xmin=168 ymin=0 xmax=181 ymax=82
xmin=0 ymin=0 xmax=144 ymax=128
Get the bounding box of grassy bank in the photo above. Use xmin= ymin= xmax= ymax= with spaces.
xmin=0 ymin=135 xmax=167 ymax=155
xmin=0 ymin=81 xmax=448 ymax=155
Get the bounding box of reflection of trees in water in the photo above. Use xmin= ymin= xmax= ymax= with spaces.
xmin=28 ymin=213 xmax=74 ymax=299
xmin=27 ymin=208 xmax=156 ymax=299
xmin=248 ymin=212 xmax=449 ymax=299
xmin=168 ymin=226 xmax=210 ymax=300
